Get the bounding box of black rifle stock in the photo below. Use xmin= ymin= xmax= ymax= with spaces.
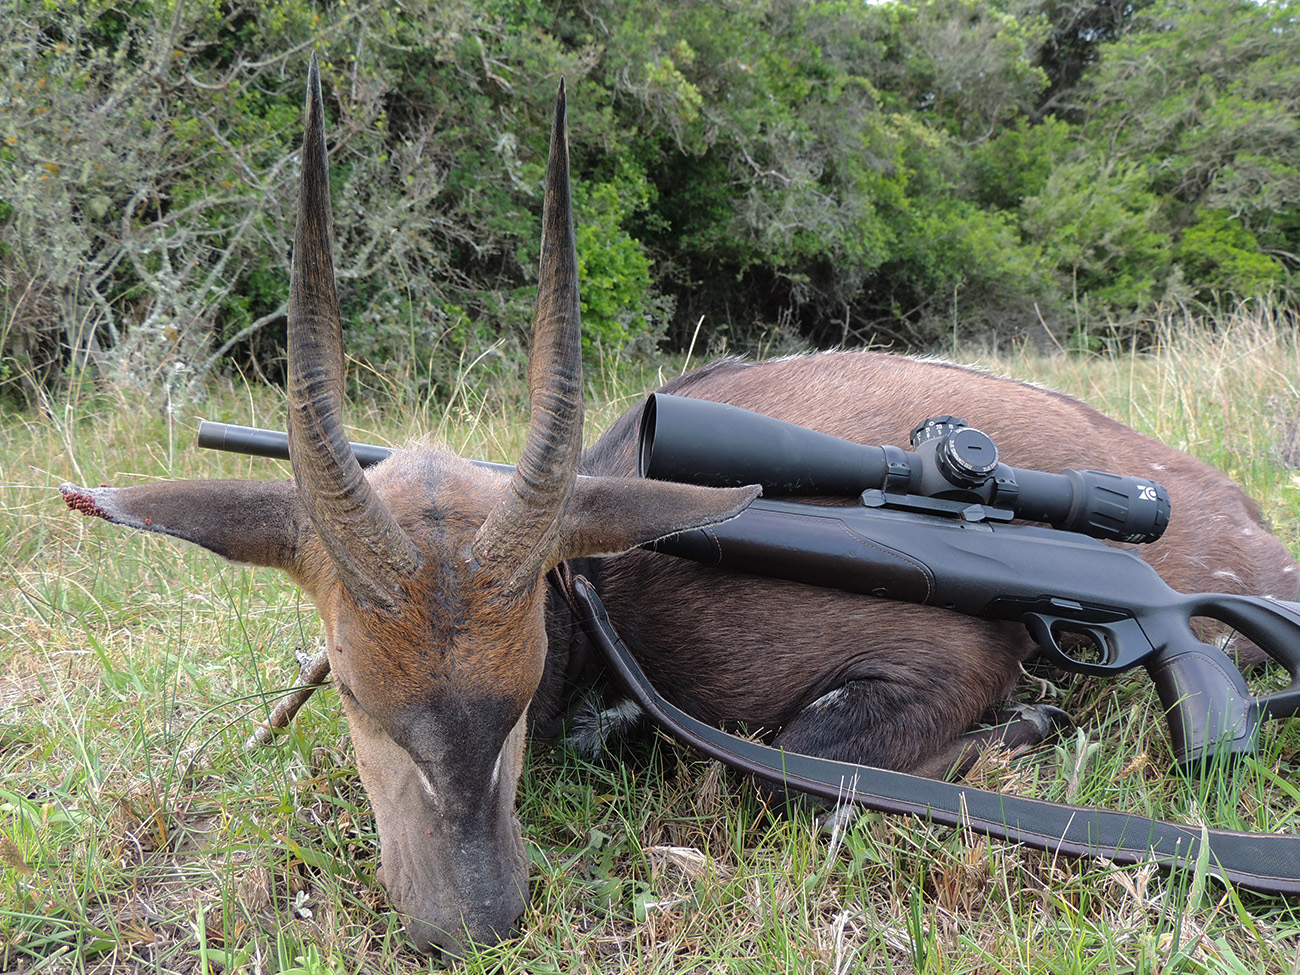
xmin=197 ymin=416 xmax=1300 ymax=767
xmin=645 ymin=495 xmax=1300 ymax=767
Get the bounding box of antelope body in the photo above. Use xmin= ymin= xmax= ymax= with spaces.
xmin=60 ymin=63 xmax=1298 ymax=957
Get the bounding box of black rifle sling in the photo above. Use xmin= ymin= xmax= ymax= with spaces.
xmin=563 ymin=574 xmax=1300 ymax=896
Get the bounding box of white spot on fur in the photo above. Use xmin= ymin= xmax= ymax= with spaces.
xmin=1150 ymin=463 xmax=1166 ymax=471
xmin=1213 ymin=569 xmax=1245 ymax=585
xmin=805 ymin=687 xmax=848 ymax=713
xmin=417 ymin=766 xmax=438 ymax=800
xmin=566 ymin=696 xmax=644 ymax=757
xmin=490 ymin=753 xmax=501 ymax=791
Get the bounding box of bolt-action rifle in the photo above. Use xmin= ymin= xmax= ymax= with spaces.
xmin=634 ymin=393 xmax=1300 ymax=769
xmin=198 ymin=400 xmax=1300 ymax=770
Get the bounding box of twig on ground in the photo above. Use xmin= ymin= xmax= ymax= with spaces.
xmin=244 ymin=648 xmax=332 ymax=750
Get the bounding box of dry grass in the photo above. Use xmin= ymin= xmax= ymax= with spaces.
xmin=2 ymin=307 xmax=1299 ymax=973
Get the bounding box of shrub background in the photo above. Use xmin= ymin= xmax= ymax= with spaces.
xmin=3 ymin=0 xmax=1299 ymax=401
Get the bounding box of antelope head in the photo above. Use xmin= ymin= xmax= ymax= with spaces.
xmin=60 ymin=57 xmax=757 ymax=957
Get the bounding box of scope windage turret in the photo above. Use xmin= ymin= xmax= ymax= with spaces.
xmin=637 ymin=393 xmax=1171 ymax=544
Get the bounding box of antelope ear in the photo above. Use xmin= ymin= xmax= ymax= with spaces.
xmin=556 ymin=476 xmax=760 ymax=561
xmin=60 ymin=480 xmax=311 ymax=572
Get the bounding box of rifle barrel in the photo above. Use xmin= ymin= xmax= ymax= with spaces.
xmin=196 ymin=420 xmax=521 ymax=475
xmin=198 ymin=420 xmax=396 ymax=467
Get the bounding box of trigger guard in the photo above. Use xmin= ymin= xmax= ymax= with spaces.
xmin=1023 ymin=614 xmax=1076 ymax=671
xmin=1023 ymin=614 xmax=1150 ymax=676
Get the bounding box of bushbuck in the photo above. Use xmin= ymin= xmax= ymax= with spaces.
xmin=60 ymin=62 xmax=1298 ymax=957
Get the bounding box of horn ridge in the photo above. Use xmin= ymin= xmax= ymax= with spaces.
xmin=287 ymin=54 xmax=420 ymax=605
xmin=473 ymin=80 xmax=584 ymax=586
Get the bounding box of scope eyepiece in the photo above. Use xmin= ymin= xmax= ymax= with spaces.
xmin=1058 ymin=469 xmax=1171 ymax=544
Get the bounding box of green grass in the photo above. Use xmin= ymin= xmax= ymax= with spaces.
xmin=2 ymin=308 xmax=1299 ymax=973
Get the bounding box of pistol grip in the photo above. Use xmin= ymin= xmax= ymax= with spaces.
xmin=1146 ymin=641 xmax=1260 ymax=771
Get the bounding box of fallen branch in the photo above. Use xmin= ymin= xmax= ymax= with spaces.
xmin=245 ymin=647 xmax=332 ymax=750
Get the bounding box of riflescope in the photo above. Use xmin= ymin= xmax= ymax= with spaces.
xmin=637 ymin=393 xmax=1171 ymax=544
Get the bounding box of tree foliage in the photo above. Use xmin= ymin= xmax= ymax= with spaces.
xmin=1076 ymin=0 xmax=1300 ymax=306
xmin=1 ymin=0 xmax=1296 ymax=400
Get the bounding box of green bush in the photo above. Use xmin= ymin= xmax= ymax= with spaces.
xmin=1022 ymin=157 xmax=1171 ymax=317
xmin=574 ymin=172 xmax=671 ymax=357
xmin=970 ymin=117 xmax=1074 ymax=212
xmin=1172 ymin=209 xmax=1288 ymax=303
